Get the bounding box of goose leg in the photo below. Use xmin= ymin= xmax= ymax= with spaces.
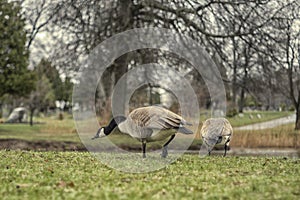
xmin=207 ymin=144 xmax=214 ymax=156
xmin=204 ymin=139 xmax=212 ymax=156
xmin=161 ymin=134 xmax=175 ymax=158
xmin=142 ymin=142 xmax=146 ymax=158
xmin=223 ymin=144 xmax=227 ymax=157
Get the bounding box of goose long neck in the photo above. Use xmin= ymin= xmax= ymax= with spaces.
xmin=104 ymin=116 xmax=126 ymax=135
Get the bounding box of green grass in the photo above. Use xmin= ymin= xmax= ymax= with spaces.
xmin=200 ymin=111 xmax=293 ymax=127
xmin=0 ymin=151 xmax=299 ymax=199
xmin=0 ymin=118 xmax=201 ymax=150
xmin=226 ymin=111 xmax=293 ymax=127
xmin=0 ymin=117 xmax=80 ymax=142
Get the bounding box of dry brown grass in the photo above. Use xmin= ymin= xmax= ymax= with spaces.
xmin=194 ymin=123 xmax=300 ymax=148
xmin=231 ymin=124 xmax=300 ymax=148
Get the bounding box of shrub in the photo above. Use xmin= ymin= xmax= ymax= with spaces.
xmin=226 ymin=108 xmax=238 ymax=117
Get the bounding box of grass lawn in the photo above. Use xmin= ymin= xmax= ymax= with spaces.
xmin=227 ymin=111 xmax=294 ymax=127
xmin=200 ymin=111 xmax=293 ymax=127
xmin=0 ymin=151 xmax=299 ymax=199
xmin=0 ymin=117 xmax=80 ymax=142
xmin=0 ymin=117 xmax=202 ymax=150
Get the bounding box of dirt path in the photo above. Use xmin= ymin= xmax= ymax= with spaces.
xmin=234 ymin=114 xmax=296 ymax=130
xmin=185 ymin=148 xmax=299 ymax=157
xmin=0 ymin=139 xmax=86 ymax=151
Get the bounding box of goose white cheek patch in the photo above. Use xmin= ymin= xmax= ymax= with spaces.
xmin=99 ymin=128 xmax=106 ymax=138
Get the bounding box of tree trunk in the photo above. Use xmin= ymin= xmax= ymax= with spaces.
xmin=296 ymin=103 xmax=300 ymax=130
xmin=113 ymin=56 xmax=128 ymax=115
xmin=0 ymin=102 xmax=2 ymax=118
xmin=296 ymin=112 xmax=300 ymax=130
xmin=30 ymin=108 xmax=35 ymax=126
xmin=239 ymin=48 xmax=249 ymax=113
xmin=231 ymin=37 xmax=238 ymax=107
xmin=112 ymin=0 xmax=133 ymax=115
xmin=285 ymin=25 xmax=299 ymax=130
xmin=239 ymin=87 xmax=245 ymax=113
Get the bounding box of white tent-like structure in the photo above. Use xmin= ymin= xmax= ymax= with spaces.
xmin=6 ymin=107 xmax=28 ymax=123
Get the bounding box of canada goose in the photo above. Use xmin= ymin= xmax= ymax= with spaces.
xmin=92 ymin=106 xmax=193 ymax=158
xmin=200 ymin=118 xmax=233 ymax=157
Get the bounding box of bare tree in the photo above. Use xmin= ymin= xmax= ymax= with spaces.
xmin=27 ymin=75 xmax=55 ymax=126
xmin=19 ymin=0 xmax=300 ymax=122
xmin=255 ymin=1 xmax=300 ymax=129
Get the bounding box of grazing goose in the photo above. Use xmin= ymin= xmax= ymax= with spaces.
xmin=92 ymin=106 xmax=193 ymax=158
xmin=200 ymin=118 xmax=233 ymax=157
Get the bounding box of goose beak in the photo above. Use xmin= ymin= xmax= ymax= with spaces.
xmin=91 ymin=135 xmax=99 ymax=140
xmin=91 ymin=128 xmax=105 ymax=140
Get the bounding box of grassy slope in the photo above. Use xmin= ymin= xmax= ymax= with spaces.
xmin=0 ymin=118 xmax=80 ymax=142
xmin=0 ymin=151 xmax=299 ymax=200
xmin=218 ymin=111 xmax=293 ymax=127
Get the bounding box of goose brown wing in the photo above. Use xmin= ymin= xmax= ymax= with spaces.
xmin=201 ymin=118 xmax=232 ymax=139
xmin=221 ymin=119 xmax=233 ymax=136
xmin=128 ymin=106 xmax=191 ymax=130
xmin=201 ymin=122 xmax=223 ymax=139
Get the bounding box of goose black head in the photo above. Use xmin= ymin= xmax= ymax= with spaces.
xmin=92 ymin=116 xmax=126 ymax=140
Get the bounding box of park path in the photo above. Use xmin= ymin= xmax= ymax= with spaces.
xmin=234 ymin=114 xmax=296 ymax=130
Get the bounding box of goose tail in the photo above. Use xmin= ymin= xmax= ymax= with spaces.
xmin=177 ymin=127 xmax=193 ymax=134
xmin=184 ymin=121 xmax=193 ymax=126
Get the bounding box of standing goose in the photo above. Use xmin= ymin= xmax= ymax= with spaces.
xmin=200 ymin=118 xmax=233 ymax=157
xmin=92 ymin=106 xmax=193 ymax=158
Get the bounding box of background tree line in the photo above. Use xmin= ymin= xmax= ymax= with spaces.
xmin=0 ymin=0 xmax=73 ymax=125
xmin=0 ymin=0 xmax=299 ymax=129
